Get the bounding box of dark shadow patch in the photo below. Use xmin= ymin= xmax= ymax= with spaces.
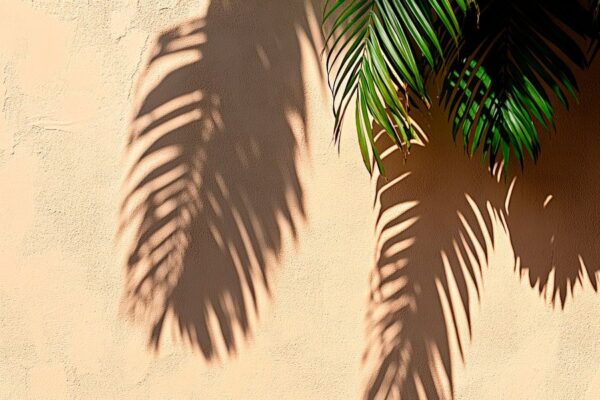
xmin=119 ymin=0 xmax=320 ymax=360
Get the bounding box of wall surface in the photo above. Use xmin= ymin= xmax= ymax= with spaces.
xmin=0 ymin=1 xmax=599 ymax=399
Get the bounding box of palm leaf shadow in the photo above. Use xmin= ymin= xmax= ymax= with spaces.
xmin=438 ymin=0 xmax=600 ymax=307
xmin=365 ymin=60 xmax=600 ymax=399
xmin=119 ymin=0 xmax=320 ymax=360
xmin=505 ymin=58 xmax=600 ymax=307
xmin=364 ymin=113 xmax=508 ymax=399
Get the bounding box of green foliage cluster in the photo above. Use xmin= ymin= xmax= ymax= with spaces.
xmin=323 ymin=0 xmax=599 ymax=173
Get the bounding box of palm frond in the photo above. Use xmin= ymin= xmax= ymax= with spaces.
xmin=322 ymin=0 xmax=473 ymax=174
xmin=442 ymin=0 xmax=596 ymax=169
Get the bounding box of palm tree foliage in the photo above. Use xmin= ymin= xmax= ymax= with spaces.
xmin=442 ymin=0 xmax=596 ymax=168
xmin=323 ymin=0 xmax=476 ymax=173
xmin=323 ymin=0 xmax=598 ymax=172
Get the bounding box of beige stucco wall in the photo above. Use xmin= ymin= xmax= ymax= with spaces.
xmin=0 ymin=1 xmax=599 ymax=399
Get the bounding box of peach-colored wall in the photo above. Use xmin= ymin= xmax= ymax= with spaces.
xmin=0 ymin=1 xmax=599 ymax=399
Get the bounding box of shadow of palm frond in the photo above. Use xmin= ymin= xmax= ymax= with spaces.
xmin=505 ymin=58 xmax=600 ymax=307
xmin=119 ymin=0 xmax=320 ymax=360
xmin=364 ymin=60 xmax=600 ymax=398
xmin=364 ymin=114 xmax=508 ymax=399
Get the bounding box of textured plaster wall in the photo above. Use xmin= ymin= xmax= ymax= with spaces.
xmin=0 ymin=1 xmax=599 ymax=399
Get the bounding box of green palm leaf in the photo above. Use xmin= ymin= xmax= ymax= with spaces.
xmin=323 ymin=0 xmax=474 ymax=174
xmin=442 ymin=0 xmax=597 ymax=169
